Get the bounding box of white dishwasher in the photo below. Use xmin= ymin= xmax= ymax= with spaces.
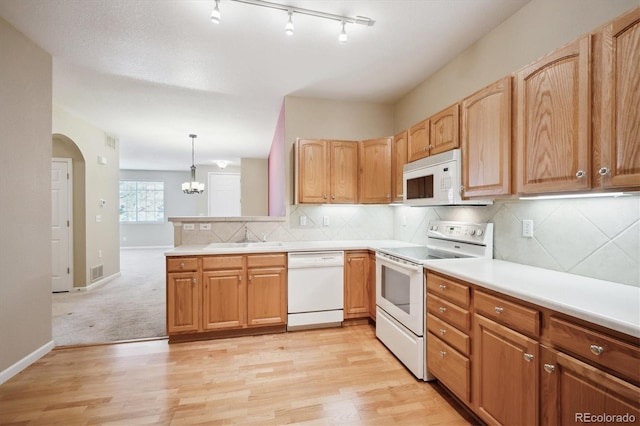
xmin=287 ymin=251 xmax=344 ymax=331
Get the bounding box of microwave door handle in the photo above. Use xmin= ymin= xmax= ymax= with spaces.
xmin=376 ymin=254 xmax=423 ymax=274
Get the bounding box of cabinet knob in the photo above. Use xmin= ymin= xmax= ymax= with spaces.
xmin=439 ymin=284 xmax=447 ymax=290
xmin=439 ymin=307 xmax=447 ymax=313
xmin=386 ymin=194 xmax=390 ymax=198
xmin=460 ymin=185 xmax=465 ymax=194
xmin=429 ymin=145 xmax=434 ymax=149
xmin=192 ymin=278 xmax=196 ymax=284
xmin=590 ymin=344 xmax=604 ymax=356
xmin=323 ymin=194 xmax=328 ymax=199
xmin=331 ymin=194 xmax=336 ymax=200
xmin=523 ymin=353 xmax=534 ymax=362
xmin=180 ymin=262 xmax=185 ymax=269
xmin=422 ymin=147 xmax=427 ymax=152
xmin=598 ymin=167 xmax=610 ymax=176
xmin=494 ymin=306 xmax=504 ymax=314
xmin=575 ymin=170 xmax=586 ymax=179
xmin=238 ymin=275 xmax=242 ymax=281
xmin=543 ymin=364 xmax=555 ymax=373
xmin=439 ymin=328 xmax=446 ymax=335
xmin=249 ymin=275 xmax=253 ymax=281
xmin=439 ymin=350 xmax=447 ymax=357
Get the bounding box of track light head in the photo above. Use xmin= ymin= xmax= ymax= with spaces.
xmin=338 ymin=21 xmax=347 ymax=44
xmin=211 ymin=0 xmax=221 ymax=24
xmin=285 ymin=11 xmax=294 ymax=36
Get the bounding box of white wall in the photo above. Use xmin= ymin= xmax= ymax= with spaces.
xmin=0 ymin=16 xmax=53 ymax=379
xmin=241 ymin=158 xmax=268 ymax=216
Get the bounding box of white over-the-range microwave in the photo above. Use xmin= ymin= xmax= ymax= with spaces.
xmin=403 ymin=148 xmax=492 ymax=206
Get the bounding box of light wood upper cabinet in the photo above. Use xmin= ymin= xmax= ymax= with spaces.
xmin=408 ymin=119 xmax=430 ymax=162
xmin=296 ymin=139 xmax=330 ymax=203
xmin=515 ymin=35 xmax=592 ymax=194
xmin=344 ymin=251 xmax=370 ymax=319
xmin=391 ymin=131 xmax=408 ymax=202
xmin=593 ymin=7 xmax=640 ymax=190
xmin=430 ymin=103 xmax=460 ymax=155
xmin=359 ymin=138 xmax=392 ymax=204
xmin=461 ymin=77 xmax=512 ymax=198
xmin=296 ymin=139 xmax=358 ymax=204
xmin=329 ymin=141 xmax=358 ymax=203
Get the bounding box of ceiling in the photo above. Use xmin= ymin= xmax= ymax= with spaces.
xmin=0 ymin=0 xmax=530 ymax=171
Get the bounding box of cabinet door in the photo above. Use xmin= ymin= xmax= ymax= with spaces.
xmin=359 ymin=138 xmax=392 ymax=204
xmin=368 ymin=252 xmax=376 ymax=321
xmin=515 ymin=35 xmax=591 ymax=194
xmin=430 ymin=103 xmax=460 ymax=155
xmin=247 ymin=266 xmax=286 ymax=327
xmin=461 ymin=77 xmax=512 ymax=198
xmin=595 ymin=8 xmax=640 ymax=189
xmin=391 ymin=131 xmax=408 ymax=202
xmin=202 ymin=269 xmax=245 ymax=330
xmin=329 ymin=141 xmax=358 ymax=203
xmin=297 ymin=139 xmax=329 ymax=203
xmin=408 ymin=119 xmax=430 ymax=162
xmin=540 ymin=346 xmax=640 ymax=426
xmin=344 ymin=251 xmax=369 ymax=319
xmin=473 ymin=314 xmax=538 ymax=426
xmin=167 ymin=271 xmax=199 ymax=334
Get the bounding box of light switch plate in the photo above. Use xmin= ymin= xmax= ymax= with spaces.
xmin=183 ymin=223 xmax=195 ymax=231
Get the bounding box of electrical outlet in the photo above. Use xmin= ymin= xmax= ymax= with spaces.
xmin=98 ymin=250 xmax=102 ymax=258
xmin=199 ymin=223 xmax=211 ymax=230
xmin=323 ymin=216 xmax=330 ymax=226
xmin=299 ymin=215 xmax=307 ymax=226
xmin=522 ymin=219 xmax=534 ymax=238
xmin=183 ymin=223 xmax=195 ymax=231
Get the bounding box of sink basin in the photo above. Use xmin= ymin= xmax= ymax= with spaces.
xmin=205 ymin=241 xmax=285 ymax=249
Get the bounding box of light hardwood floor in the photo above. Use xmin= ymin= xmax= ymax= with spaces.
xmin=0 ymin=325 xmax=476 ymax=425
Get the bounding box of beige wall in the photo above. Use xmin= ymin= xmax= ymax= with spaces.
xmin=284 ymin=96 xmax=394 ymax=205
xmin=394 ymin=0 xmax=640 ymax=131
xmin=52 ymin=106 xmax=120 ymax=286
xmin=241 ymin=158 xmax=268 ymax=216
xmin=0 ymin=17 xmax=53 ymax=375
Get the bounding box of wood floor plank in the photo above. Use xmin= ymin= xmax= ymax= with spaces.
xmin=0 ymin=325 xmax=475 ymax=425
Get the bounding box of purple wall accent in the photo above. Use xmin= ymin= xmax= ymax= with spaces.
xmin=268 ymin=100 xmax=286 ymax=216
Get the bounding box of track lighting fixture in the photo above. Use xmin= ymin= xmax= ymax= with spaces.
xmin=210 ymin=0 xmax=221 ymax=24
xmin=210 ymin=0 xmax=374 ymax=43
xmin=285 ymin=10 xmax=294 ymax=36
xmin=338 ymin=21 xmax=347 ymax=44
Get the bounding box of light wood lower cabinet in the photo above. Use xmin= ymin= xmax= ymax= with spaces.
xmin=540 ymin=346 xmax=640 ymax=426
xmin=344 ymin=251 xmax=370 ymax=319
xmin=473 ymin=313 xmax=539 ymax=426
xmin=166 ymin=253 xmax=287 ymax=340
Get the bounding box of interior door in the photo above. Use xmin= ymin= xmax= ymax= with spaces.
xmin=208 ymin=172 xmax=241 ymax=216
xmin=51 ymin=159 xmax=73 ymax=292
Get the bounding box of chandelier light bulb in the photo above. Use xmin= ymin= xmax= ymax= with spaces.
xmin=211 ymin=0 xmax=221 ymax=24
xmin=285 ymin=11 xmax=294 ymax=36
xmin=338 ymin=21 xmax=347 ymax=44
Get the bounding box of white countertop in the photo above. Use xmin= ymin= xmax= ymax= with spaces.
xmin=424 ymin=258 xmax=640 ymax=339
xmin=164 ymin=239 xmax=419 ymax=256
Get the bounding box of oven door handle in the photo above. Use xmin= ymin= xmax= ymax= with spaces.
xmin=376 ymin=254 xmax=423 ymax=274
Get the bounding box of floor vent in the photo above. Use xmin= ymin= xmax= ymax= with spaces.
xmin=91 ymin=265 xmax=104 ymax=282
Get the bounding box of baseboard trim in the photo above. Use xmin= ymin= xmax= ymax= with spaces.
xmin=0 ymin=340 xmax=55 ymax=385
xmin=75 ymin=272 xmax=121 ymax=292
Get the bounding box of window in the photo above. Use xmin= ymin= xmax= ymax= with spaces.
xmin=119 ymin=180 xmax=164 ymax=223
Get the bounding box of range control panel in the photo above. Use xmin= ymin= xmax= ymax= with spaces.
xmin=427 ymin=220 xmax=493 ymax=245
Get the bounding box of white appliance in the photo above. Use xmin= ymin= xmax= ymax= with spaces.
xmin=287 ymin=251 xmax=344 ymax=331
xmin=376 ymin=220 xmax=494 ymax=380
xmin=403 ymin=149 xmax=492 ymax=206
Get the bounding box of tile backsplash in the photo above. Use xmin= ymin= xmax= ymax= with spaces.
xmin=179 ymin=195 xmax=639 ymax=287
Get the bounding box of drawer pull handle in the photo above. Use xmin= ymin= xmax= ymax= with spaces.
xmin=439 ymin=284 xmax=447 ymax=290
xmin=523 ymin=353 xmax=534 ymax=362
xmin=590 ymin=345 xmax=604 ymax=356
xmin=494 ymin=306 xmax=504 ymax=314
xmin=543 ymin=364 xmax=555 ymax=374
xmin=439 ymin=350 xmax=446 ymax=357
xmin=439 ymin=307 xmax=447 ymax=313
xmin=439 ymin=329 xmax=446 ymax=335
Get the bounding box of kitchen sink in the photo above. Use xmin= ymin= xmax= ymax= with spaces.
xmin=205 ymin=241 xmax=285 ymax=249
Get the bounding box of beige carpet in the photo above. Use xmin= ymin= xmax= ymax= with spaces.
xmin=52 ymin=248 xmax=167 ymax=346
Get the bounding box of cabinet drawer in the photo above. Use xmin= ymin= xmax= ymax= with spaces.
xmin=427 ymin=293 xmax=470 ymax=332
xmin=550 ymin=317 xmax=640 ymax=383
xmin=427 ymin=313 xmax=470 ymax=356
xmin=427 ymin=273 xmax=470 ymax=307
xmin=427 ymin=332 xmax=470 ymax=404
xmin=475 ymin=290 xmax=540 ymax=336
xmin=202 ymin=255 xmax=244 ymax=271
xmin=247 ymin=253 xmax=286 ymax=268
xmin=166 ymin=257 xmax=198 ymax=272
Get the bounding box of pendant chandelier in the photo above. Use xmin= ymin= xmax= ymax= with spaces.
xmin=182 ymin=134 xmax=205 ymax=194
